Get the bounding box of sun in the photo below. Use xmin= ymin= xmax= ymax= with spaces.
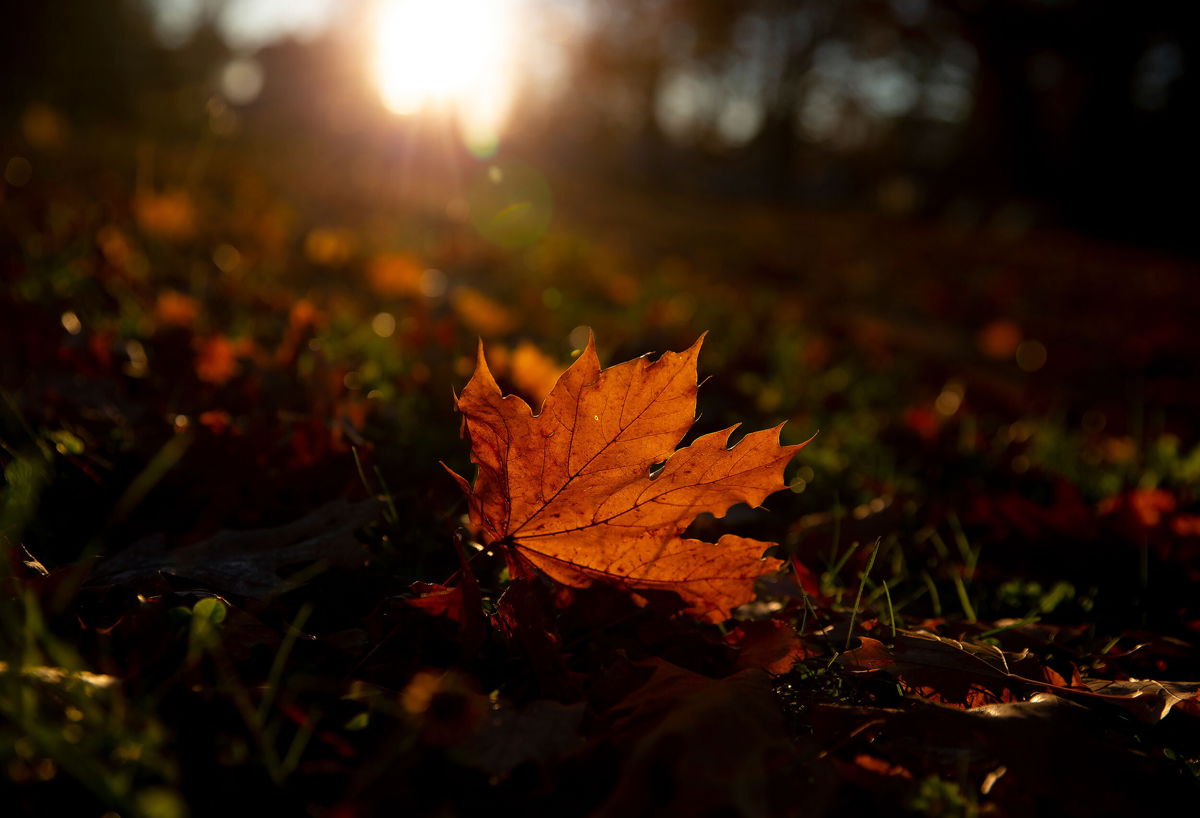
xmin=372 ymin=0 xmax=517 ymax=153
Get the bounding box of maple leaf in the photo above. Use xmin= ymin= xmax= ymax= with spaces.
xmin=447 ymin=334 xmax=809 ymax=622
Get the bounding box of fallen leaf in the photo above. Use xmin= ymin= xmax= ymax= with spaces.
xmin=842 ymin=629 xmax=1200 ymax=722
xmin=840 ymin=630 xmax=1068 ymax=708
xmin=400 ymin=670 xmax=488 ymax=746
xmin=1079 ymin=678 xmax=1200 ymax=721
xmin=491 ymin=578 xmax=575 ymax=693
xmin=731 ymin=619 xmax=820 ymax=675
xmin=818 ymin=694 xmax=1195 ymax=817
xmin=406 ymin=582 xmax=465 ymax=624
xmin=593 ymin=659 xmax=833 ymax=818
xmin=471 ymin=699 xmax=587 ymax=779
xmin=450 ymin=334 xmax=808 ymax=622
xmin=89 ymin=498 xmax=379 ymax=599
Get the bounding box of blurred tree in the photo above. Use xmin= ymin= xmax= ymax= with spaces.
xmin=3 ymin=0 xmax=1194 ymax=250
xmin=546 ymin=0 xmax=1196 ymax=249
xmin=0 ymin=1 xmax=170 ymax=121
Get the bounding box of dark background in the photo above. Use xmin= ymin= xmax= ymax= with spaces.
xmin=2 ymin=0 xmax=1196 ymax=254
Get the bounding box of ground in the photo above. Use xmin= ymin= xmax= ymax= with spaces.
xmin=2 ymin=125 xmax=1200 ymax=817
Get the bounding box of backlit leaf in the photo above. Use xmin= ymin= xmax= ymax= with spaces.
xmin=449 ymin=334 xmax=809 ymax=622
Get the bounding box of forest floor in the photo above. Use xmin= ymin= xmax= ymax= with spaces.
xmin=3 ymin=127 xmax=1200 ymax=817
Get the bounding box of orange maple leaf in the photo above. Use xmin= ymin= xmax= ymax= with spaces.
xmin=448 ymin=334 xmax=810 ymax=622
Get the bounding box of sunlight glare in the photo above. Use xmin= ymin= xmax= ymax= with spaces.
xmin=373 ymin=0 xmax=517 ymax=154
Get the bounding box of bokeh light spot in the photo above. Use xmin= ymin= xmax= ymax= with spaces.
xmin=1082 ymin=409 xmax=1106 ymax=434
xmin=221 ymin=57 xmax=265 ymax=104
xmin=372 ymin=312 xmax=396 ymax=338
xmin=568 ymin=325 xmax=592 ymax=350
xmin=467 ymin=162 xmax=553 ymax=249
xmin=124 ymin=340 xmax=149 ymax=378
xmin=1015 ymin=339 xmax=1047 ymax=372
xmin=213 ymin=244 xmax=243 ymax=273
xmin=60 ymin=311 xmax=82 ymax=335
xmin=420 ymin=268 xmax=448 ymax=298
xmin=305 ymin=228 xmax=355 ymax=266
xmin=4 ymin=156 xmax=33 ymax=187
xmin=977 ymin=319 xmax=1022 ymax=360
xmin=934 ymin=381 xmax=965 ymax=416
xmin=21 ymin=103 xmax=67 ymax=150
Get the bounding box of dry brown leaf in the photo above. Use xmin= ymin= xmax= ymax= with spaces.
xmin=1080 ymin=678 xmax=1200 ymax=721
xmin=839 ymin=630 xmax=1069 ymax=708
xmin=471 ymin=699 xmax=587 ymax=779
xmin=594 ymin=659 xmax=828 ymax=818
xmin=842 ymin=629 xmax=1200 ymax=721
xmin=732 ymin=619 xmax=821 ymax=675
xmin=449 ymin=334 xmax=808 ymax=622
xmin=89 ymin=498 xmax=379 ymax=599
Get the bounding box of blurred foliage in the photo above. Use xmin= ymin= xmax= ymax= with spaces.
xmin=3 ymin=1 xmax=1197 ymax=249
